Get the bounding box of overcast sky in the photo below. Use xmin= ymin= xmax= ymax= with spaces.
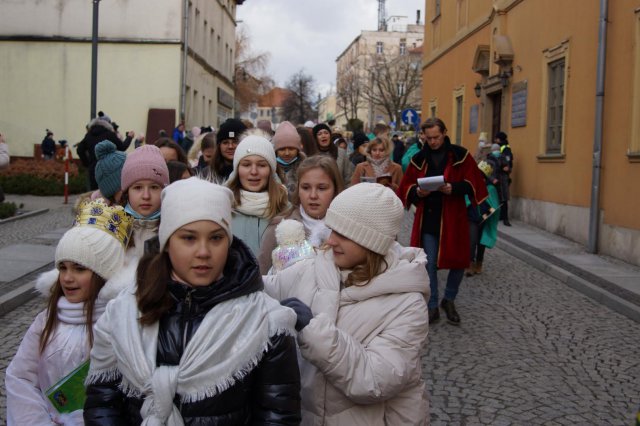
xmin=236 ymin=0 xmax=425 ymax=97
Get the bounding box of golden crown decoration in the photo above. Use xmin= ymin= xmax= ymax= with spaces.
xmin=74 ymin=199 xmax=134 ymax=247
xmin=477 ymin=160 xmax=493 ymax=178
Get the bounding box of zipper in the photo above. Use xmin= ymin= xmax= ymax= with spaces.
xmin=179 ymin=288 xmax=194 ymax=413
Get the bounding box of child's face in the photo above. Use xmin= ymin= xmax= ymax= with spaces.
xmin=128 ymin=179 xmax=162 ymax=216
xmin=168 ymin=220 xmax=229 ymax=286
xmin=238 ymin=155 xmax=271 ymax=192
xmin=326 ymin=231 xmax=368 ymax=270
xmin=276 ymin=147 xmax=299 ymax=163
xmin=58 ymin=261 xmax=94 ymax=303
xmin=202 ymin=147 xmax=215 ymax=164
xmin=298 ymin=168 xmax=335 ymax=220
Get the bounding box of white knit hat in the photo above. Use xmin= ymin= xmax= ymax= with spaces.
xmin=227 ymin=135 xmax=277 ymax=182
xmin=325 ymin=183 xmax=403 ymax=255
xmin=159 ymin=177 xmax=234 ymax=250
xmin=55 ymin=201 xmax=132 ymax=280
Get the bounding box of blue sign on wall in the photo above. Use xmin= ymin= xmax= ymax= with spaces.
xmin=511 ymin=81 xmax=527 ymax=128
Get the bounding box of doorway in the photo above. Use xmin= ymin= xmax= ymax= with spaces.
xmin=488 ymin=91 xmax=502 ymax=141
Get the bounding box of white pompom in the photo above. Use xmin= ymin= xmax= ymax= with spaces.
xmin=275 ymin=219 xmax=306 ymax=246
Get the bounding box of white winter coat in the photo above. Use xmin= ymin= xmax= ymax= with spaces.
xmin=5 ymin=266 xmax=130 ymax=425
xmin=264 ymin=242 xmax=430 ymax=425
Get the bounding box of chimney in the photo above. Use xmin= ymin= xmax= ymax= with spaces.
xmin=416 ymin=10 xmax=421 ymax=25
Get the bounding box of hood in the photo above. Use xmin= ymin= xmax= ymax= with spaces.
xmin=339 ymin=242 xmax=429 ymax=305
xmin=88 ymin=118 xmax=115 ymax=134
xmin=35 ymin=257 xmax=135 ymax=303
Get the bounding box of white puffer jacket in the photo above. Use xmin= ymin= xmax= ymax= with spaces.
xmin=264 ymin=242 xmax=430 ymax=425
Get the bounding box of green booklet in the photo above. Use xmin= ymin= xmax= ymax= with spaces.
xmin=45 ymin=360 xmax=90 ymax=413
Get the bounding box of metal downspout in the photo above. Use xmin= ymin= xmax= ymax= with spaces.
xmin=588 ymin=0 xmax=608 ymax=253
xmin=180 ymin=0 xmax=190 ymax=122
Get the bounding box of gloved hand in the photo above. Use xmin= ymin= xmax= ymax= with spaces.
xmin=281 ymin=297 xmax=313 ymax=331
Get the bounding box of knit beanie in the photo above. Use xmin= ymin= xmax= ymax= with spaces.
xmin=217 ymin=118 xmax=248 ymax=144
xmin=325 ymin=183 xmax=403 ymax=255
xmin=55 ymin=200 xmax=132 ymax=280
xmin=228 ymin=135 xmax=277 ymax=182
xmin=158 ymin=177 xmax=234 ymax=250
xmin=120 ymin=145 xmax=169 ymax=192
xmin=312 ymin=123 xmax=331 ymax=139
xmin=94 ymin=140 xmax=126 ymax=198
xmin=273 ymin=121 xmax=302 ymax=151
xmin=352 ymin=132 xmax=369 ymax=152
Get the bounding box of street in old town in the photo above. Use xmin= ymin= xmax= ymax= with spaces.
xmin=0 ymin=196 xmax=638 ymax=425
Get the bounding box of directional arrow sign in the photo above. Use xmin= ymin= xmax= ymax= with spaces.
xmin=401 ymin=108 xmax=419 ymax=126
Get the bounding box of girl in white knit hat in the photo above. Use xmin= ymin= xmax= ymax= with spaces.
xmin=5 ymin=200 xmax=132 ymax=425
xmin=225 ymin=134 xmax=289 ymax=256
xmin=264 ymin=182 xmax=430 ymax=425
xmin=258 ymin=155 xmax=344 ymax=274
xmin=83 ymin=177 xmax=301 ymax=424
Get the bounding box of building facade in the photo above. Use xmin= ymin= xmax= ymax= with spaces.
xmin=422 ymin=0 xmax=640 ymax=265
xmin=335 ymin=16 xmax=424 ymax=131
xmin=0 ymin=0 xmax=242 ymax=157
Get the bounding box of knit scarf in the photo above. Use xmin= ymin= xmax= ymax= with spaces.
xmin=57 ymin=296 xmax=105 ymax=325
xmin=299 ymin=205 xmax=331 ymax=247
xmin=86 ymin=290 xmax=295 ymax=426
xmin=234 ymin=190 xmax=270 ymax=218
xmin=369 ymin=157 xmax=390 ymax=177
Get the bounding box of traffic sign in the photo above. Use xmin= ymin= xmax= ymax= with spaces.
xmin=401 ymin=108 xmax=419 ymax=126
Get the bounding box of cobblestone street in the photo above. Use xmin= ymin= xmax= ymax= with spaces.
xmin=1 ymin=209 xmax=639 ymax=424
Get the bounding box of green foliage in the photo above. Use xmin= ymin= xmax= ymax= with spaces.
xmin=0 ymin=202 xmax=17 ymax=220
xmin=0 ymin=171 xmax=87 ymax=196
xmin=347 ymin=118 xmax=364 ymax=132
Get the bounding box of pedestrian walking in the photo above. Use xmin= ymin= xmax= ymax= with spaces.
xmin=312 ymin=124 xmax=352 ymax=184
xmin=41 ymin=129 xmax=56 ymax=160
xmin=5 ymin=200 xmax=132 ymax=425
xmin=264 ymin=183 xmax=430 ymax=425
xmin=350 ymin=136 xmax=403 ymax=190
xmin=226 ymin=135 xmax=288 ymax=256
xmin=83 ymin=178 xmax=301 ymax=425
xmin=200 ymin=118 xmax=247 ymax=183
xmin=495 ymin=131 xmax=513 ymax=226
xmin=273 ymin=121 xmax=306 ymax=197
xmin=398 ymin=117 xmax=488 ymax=325
xmin=487 ymin=142 xmax=512 ymax=226
xmin=258 ymin=155 xmax=345 ymax=274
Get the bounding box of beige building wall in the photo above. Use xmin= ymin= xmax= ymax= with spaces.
xmin=0 ymin=0 xmax=240 ymax=156
xmin=422 ymin=0 xmax=640 ymax=265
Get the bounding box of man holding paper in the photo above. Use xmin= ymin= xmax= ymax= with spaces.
xmin=398 ymin=118 xmax=488 ymax=325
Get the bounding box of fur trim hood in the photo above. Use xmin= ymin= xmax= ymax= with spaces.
xmin=35 ymin=255 xmax=138 ymax=302
xmin=88 ymin=117 xmax=115 ymax=133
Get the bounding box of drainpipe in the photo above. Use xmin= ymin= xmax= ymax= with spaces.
xmin=90 ymin=0 xmax=100 ymax=121
xmin=588 ymin=0 xmax=608 ymax=253
xmin=180 ymin=0 xmax=190 ymax=122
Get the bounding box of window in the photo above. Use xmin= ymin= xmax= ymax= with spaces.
xmin=451 ymin=87 xmax=465 ymax=145
xmin=428 ymin=98 xmax=438 ymax=118
xmin=376 ymin=41 xmax=384 ymax=55
xmin=546 ymin=58 xmax=565 ymax=154
xmin=455 ymin=95 xmax=463 ymax=145
xmin=397 ymin=82 xmax=406 ymax=96
xmin=399 ymin=39 xmax=407 ymax=55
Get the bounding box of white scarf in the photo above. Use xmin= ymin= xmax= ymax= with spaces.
xmin=87 ymin=290 xmax=295 ymax=426
xmin=299 ymin=206 xmax=331 ymax=247
xmin=368 ymin=156 xmax=391 ymax=177
xmin=234 ymin=190 xmax=270 ymax=218
xmin=57 ymin=296 xmax=105 ymax=324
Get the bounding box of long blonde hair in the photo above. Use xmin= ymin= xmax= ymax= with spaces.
xmin=342 ymin=250 xmax=389 ymax=288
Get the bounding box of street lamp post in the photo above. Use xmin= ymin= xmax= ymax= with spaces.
xmin=90 ymin=0 xmax=101 ymax=121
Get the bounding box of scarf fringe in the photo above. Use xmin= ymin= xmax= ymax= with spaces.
xmin=85 ymin=367 xmax=122 ymax=386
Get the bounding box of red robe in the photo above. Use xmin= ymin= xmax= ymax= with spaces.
xmin=397 ymin=144 xmax=488 ymax=269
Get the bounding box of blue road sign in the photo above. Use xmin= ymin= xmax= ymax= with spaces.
xmin=401 ymin=108 xmax=419 ymax=126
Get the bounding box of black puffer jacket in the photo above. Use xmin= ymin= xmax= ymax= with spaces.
xmin=76 ymin=119 xmax=132 ymax=190
xmin=83 ymin=238 xmax=301 ymax=425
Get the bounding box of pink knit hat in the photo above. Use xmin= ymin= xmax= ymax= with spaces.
xmin=273 ymin=121 xmax=302 ymax=151
xmin=121 ymin=145 xmax=169 ymax=192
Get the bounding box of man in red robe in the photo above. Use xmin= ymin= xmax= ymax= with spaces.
xmin=398 ymin=118 xmax=488 ymax=325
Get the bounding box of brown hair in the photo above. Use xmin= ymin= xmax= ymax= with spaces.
xmin=201 ymin=133 xmax=217 ymax=153
xmin=136 ymin=251 xmax=173 ymax=325
xmin=290 ymin=156 xmax=344 ymax=207
xmin=297 ymin=127 xmax=318 ymax=156
xmin=227 ymin=172 xmax=288 ymax=219
xmin=40 ymin=269 xmax=106 ymax=353
xmin=373 ymin=123 xmax=390 ymax=136
xmin=421 ymin=117 xmax=448 ymax=133
xmin=343 ymin=250 xmax=389 ymax=288
xmin=153 ymin=137 xmax=189 ymax=166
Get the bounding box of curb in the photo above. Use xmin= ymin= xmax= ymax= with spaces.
xmin=0 ymin=208 xmax=49 ymax=225
xmin=496 ymin=237 xmax=640 ymax=324
xmin=0 ymin=262 xmax=53 ymax=317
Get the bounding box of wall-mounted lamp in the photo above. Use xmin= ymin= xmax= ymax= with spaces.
xmin=474 ymin=82 xmax=482 ymax=98
xmin=499 ymin=67 xmax=513 ymax=88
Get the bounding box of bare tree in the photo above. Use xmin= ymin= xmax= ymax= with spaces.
xmin=360 ymin=48 xmax=422 ymax=123
xmin=281 ymin=70 xmax=316 ymax=125
xmin=336 ymin=68 xmax=363 ymax=123
xmin=234 ymin=27 xmax=274 ymax=113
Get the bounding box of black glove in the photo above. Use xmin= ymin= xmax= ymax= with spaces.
xmin=281 ymin=297 xmax=313 ymax=331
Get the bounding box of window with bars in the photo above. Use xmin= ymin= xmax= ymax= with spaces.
xmin=400 ymin=39 xmax=407 ymax=55
xmin=546 ymin=58 xmax=565 ymax=154
xmin=376 ymin=41 xmax=384 ymax=55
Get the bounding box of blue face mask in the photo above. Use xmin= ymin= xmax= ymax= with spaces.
xmin=277 ymin=156 xmax=299 ymax=166
xmin=124 ymin=203 xmax=161 ymax=220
